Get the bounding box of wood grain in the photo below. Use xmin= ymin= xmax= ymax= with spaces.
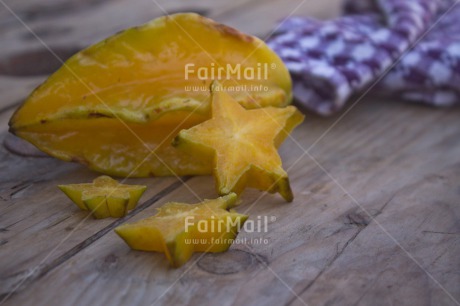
xmin=3 ymin=98 xmax=460 ymax=306
xmin=0 ymin=0 xmax=459 ymax=305
xmin=0 ymin=140 xmax=182 ymax=298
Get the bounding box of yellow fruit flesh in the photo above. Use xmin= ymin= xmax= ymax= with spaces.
xmin=9 ymin=13 xmax=292 ymax=177
xmin=59 ymin=176 xmax=146 ymax=218
xmin=174 ymin=82 xmax=305 ymax=201
xmin=115 ymin=193 xmax=247 ymax=267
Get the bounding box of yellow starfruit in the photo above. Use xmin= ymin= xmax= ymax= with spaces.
xmin=9 ymin=13 xmax=292 ymax=177
xmin=58 ymin=175 xmax=146 ymax=218
xmin=173 ymin=82 xmax=304 ymax=202
xmin=115 ymin=193 xmax=247 ymax=267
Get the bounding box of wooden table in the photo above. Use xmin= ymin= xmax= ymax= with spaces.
xmin=0 ymin=1 xmax=459 ymax=305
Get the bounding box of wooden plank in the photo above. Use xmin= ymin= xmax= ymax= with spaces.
xmin=0 ymin=136 xmax=183 ymax=299
xmin=2 ymin=0 xmax=459 ymax=305
xmin=0 ymin=108 xmax=16 ymax=134
xmin=289 ymin=164 xmax=460 ymax=306
xmin=0 ymin=0 xmax=321 ymax=302
xmin=4 ymin=97 xmax=459 ymax=306
xmin=0 ymin=0 xmax=261 ymax=59
xmin=217 ymin=0 xmax=343 ymax=37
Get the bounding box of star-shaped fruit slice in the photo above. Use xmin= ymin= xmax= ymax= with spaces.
xmin=173 ymin=82 xmax=304 ymax=202
xmin=58 ymin=176 xmax=146 ymax=219
xmin=115 ymin=193 xmax=248 ymax=267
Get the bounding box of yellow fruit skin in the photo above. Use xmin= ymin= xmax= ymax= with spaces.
xmin=173 ymin=82 xmax=304 ymax=202
xmin=58 ymin=176 xmax=146 ymax=218
xmin=9 ymin=13 xmax=292 ymax=177
xmin=83 ymin=196 xmax=129 ymax=219
xmin=58 ymin=185 xmax=87 ymax=210
xmin=115 ymin=193 xmax=247 ymax=267
xmin=126 ymin=187 xmax=147 ymax=211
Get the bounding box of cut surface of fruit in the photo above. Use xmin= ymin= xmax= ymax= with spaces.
xmin=115 ymin=193 xmax=248 ymax=267
xmin=173 ymin=82 xmax=304 ymax=202
xmin=9 ymin=13 xmax=292 ymax=177
xmin=58 ymin=175 xmax=146 ymax=218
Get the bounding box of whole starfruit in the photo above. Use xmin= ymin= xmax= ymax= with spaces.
xmin=9 ymin=13 xmax=292 ymax=177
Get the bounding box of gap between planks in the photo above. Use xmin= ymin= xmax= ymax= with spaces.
xmin=0 ymin=177 xmax=189 ymax=300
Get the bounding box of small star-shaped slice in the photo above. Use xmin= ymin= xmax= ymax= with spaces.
xmin=115 ymin=193 xmax=247 ymax=267
xmin=58 ymin=175 xmax=146 ymax=218
xmin=173 ymin=82 xmax=304 ymax=201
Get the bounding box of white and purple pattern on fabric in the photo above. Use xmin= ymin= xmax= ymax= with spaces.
xmin=267 ymin=0 xmax=460 ymax=116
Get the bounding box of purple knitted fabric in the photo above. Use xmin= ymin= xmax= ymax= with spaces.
xmin=267 ymin=0 xmax=460 ymax=115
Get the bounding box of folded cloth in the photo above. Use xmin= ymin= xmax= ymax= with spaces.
xmin=267 ymin=0 xmax=460 ymax=115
